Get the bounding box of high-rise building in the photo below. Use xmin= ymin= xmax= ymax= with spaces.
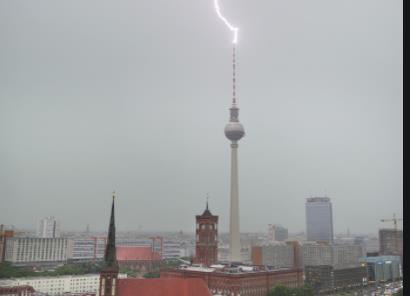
xmin=379 ymin=228 xmax=403 ymax=263
xmin=305 ymin=197 xmax=334 ymax=243
xmin=194 ymin=202 xmax=218 ymax=266
xmin=37 ymin=217 xmax=60 ymax=238
xmin=224 ymin=46 xmax=245 ymax=262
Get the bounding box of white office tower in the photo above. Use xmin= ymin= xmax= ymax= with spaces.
xmin=37 ymin=216 xmax=60 ymax=238
xmin=224 ymin=46 xmax=245 ymax=262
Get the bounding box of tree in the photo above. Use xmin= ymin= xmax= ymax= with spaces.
xmin=268 ymin=284 xmax=314 ymax=296
xmin=268 ymin=284 xmax=292 ymax=296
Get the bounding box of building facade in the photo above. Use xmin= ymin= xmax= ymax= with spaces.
xmin=0 ymin=225 xmax=14 ymax=263
xmin=302 ymin=243 xmax=363 ymax=270
xmin=379 ymin=229 xmax=403 ymax=263
xmin=360 ymin=256 xmax=401 ymax=283
xmin=70 ymin=237 xmax=106 ymax=262
xmin=304 ymin=265 xmax=367 ymax=294
xmin=305 ymin=197 xmax=334 ymax=243
xmin=161 ymin=266 xmax=303 ymax=296
xmin=5 ymin=238 xmax=71 ymax=266
xmin=194 ymin=203 xmax=218 ymax=266
xmin=250 ymin=243 xmax=294 ymax=269
xmin=37 ymin=217 xmax=60 ymax=238
xmin=0 ymin=274 xmax=127 ymax=296
xmin=116 ymin=246 xmax=160 ymax=272
xmin=268 ymin=225 xmax=288 ymax=242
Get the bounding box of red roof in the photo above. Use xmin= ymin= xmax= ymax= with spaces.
xmin=116 ymin=246 xmax=161 ymax=261
xmin=118 ymin=278 xmax=211 ymax=296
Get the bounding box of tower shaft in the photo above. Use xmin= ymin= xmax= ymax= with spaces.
xmin=224 ymin=44 xmax=245 ymax=263
xmin=229 ymin=142 xmax=241 ymax=262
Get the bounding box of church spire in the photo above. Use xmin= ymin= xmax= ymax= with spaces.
xmin=104 ymin=191 xmax=118 ymax=270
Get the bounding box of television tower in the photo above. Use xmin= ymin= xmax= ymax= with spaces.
xmin=224 ymin=44 xmax=245 ymax=262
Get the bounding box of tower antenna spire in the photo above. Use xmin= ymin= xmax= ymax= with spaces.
xmin=232 ymin=44 xmax=236 ymax=106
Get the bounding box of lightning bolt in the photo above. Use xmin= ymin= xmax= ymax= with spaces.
xmin=214 ymin=0 xmax=239 ymax=44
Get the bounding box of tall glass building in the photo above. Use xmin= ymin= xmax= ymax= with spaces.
xmin=305 ymin=197 xmax=334 ymax=244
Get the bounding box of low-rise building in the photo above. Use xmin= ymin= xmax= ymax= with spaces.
xmin=69 ymin=237 xmax=106 ymax=262
xmin=5 ymin=238 xmax=72 ymax=267
xmin=251 ymin=242 xmax=294 ymax=269
xmin=0 ymin=274 xmax=127 ymax=296
xmin=161 ymin=265 xmax=303 ymax=296
xmin=302 ymin=242 xmax=362 ymax=269
xmin=304 ymin=265 xmax=367 ymax=293
xmin=360 ymin=256 xmax=401 ymax=283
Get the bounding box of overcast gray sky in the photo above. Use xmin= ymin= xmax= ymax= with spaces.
xmin=0 ymin=0 xmax=402 ymax=234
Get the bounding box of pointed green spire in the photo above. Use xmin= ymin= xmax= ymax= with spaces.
xmin=104 ymin=191 xmax=118 ymax=270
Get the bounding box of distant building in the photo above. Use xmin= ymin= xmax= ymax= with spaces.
xmin=305 ymin=197 xmax=334 ymax=243
xmin=353 ymin=236 xmax=367 ymax=257
xmin=98 ymin=193 xmax=213 ymax=296
xmin=379 ymin=229 xmax=403 ymax=263
xmin=0 ymin=274 xmax=127 ymax=296
xmin=302 ymin=242 xmax=363 ymax=270
xmin=69 ymin=237 xmax=106 ymax=262
xmin=0 ymin=225 xmax=14 ymax=263
xmin=162 ymin=240 xmax=181 ymax=260
xmin=5 ymin=237 xmax=71 ymax=266
xmin=194 ymin=202 xmax=218 ymax=266
xmin=360 ymin=256 xmax=401 ymax=283
xmin=0 ymin=285 xmax=38 ymax=296
xmin=250 ymin=242 xmax=294 ymax=269
xmin=304 ymin=265 xmax=367 ymax=294
xmin=161 ymin=266 xmax=303 ymax=296
xmin=37 ymin=217 xmax=60 ymax=238
xmin=116 ymin=246 xmax=160 ymax=272
xmin=304 ymin=265 xmax=333 ymax=293
xmin=268 ymin=224 xmax=288 ymax=242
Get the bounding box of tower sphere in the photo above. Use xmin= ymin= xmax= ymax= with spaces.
xmin=224 ymin=122 xmax=245 ymax=141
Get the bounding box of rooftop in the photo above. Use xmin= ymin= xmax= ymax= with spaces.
xmin=116 ymin=246 xmax=160 ymax=261
xmin=117 ymin=278 xmax=211 ymax=296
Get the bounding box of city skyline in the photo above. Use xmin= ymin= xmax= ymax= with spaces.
xmin=0 ymin=0 xmax=402 ymax=234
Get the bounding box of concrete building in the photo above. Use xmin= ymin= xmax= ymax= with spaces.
xmin=5 ymin=237 xmax=71 ymax=266
xmin=0 ymin=274 xmax=127 ymax=296
xmin=37 ymin=217 xmax=60 ymax=238
xmin=251 ymin=242 xmax=294 ymax=269
xmin=379 ymin=229 xmax=403 ymax=263
xmin=267 ymin=225 xmax=288 ymax=242
xmin=304 ymin=265 xmax=367 ymax=294
xmin=305 ymin=197 xmax=334 ymax=243
xmin=0 ymin=225 xmax=14 ymax=263
xmin=161 ymin=241 xmax=181 ymax=260
xmin=360 ymin=256 xmax=401 ymax=283
xmin=70 ymin=237 xmax=106 ymax=262
xmin=302 ymin=243 xmax=363 ymax=269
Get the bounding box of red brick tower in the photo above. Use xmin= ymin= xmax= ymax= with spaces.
xmin=194 ymin=201 xmax=218 ymax=266
xmin=99 ymin=192 xmax=119 ymax=296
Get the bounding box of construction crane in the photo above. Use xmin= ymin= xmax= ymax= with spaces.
xmin=380 ymin=213 xmax=403 ymax=231
xmin=380 ymin=213 xmax=403 ymax=256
